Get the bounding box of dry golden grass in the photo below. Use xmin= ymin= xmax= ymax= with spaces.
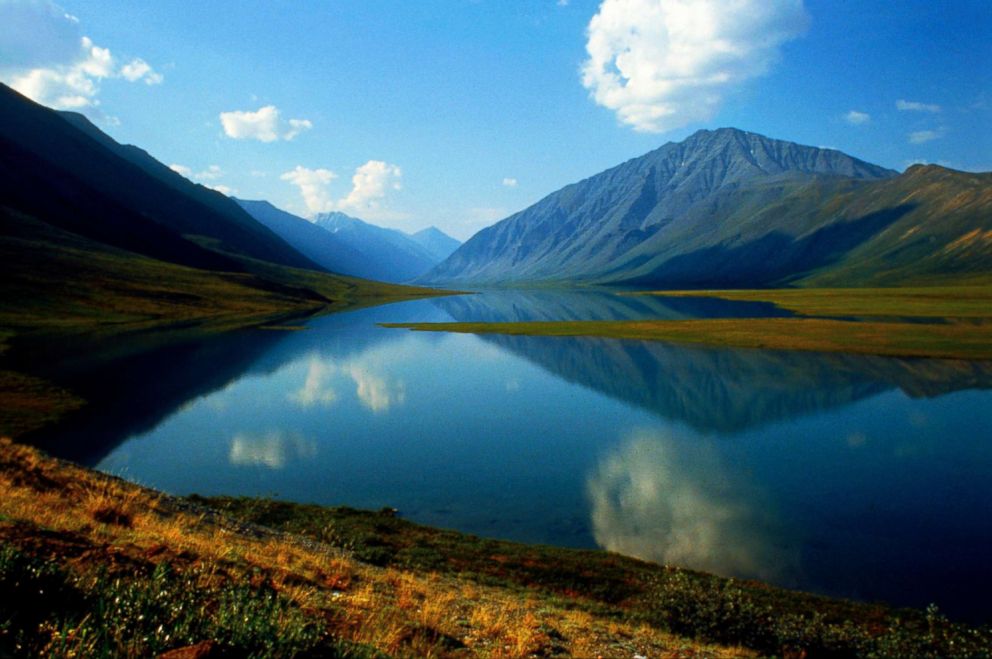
xmin=0 ymin=438 xmax=752 ymax=658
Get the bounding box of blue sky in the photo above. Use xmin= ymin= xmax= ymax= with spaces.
xmin=1 ymin=0 xmax=989 ymax=240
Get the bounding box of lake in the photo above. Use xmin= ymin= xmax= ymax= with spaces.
xmin=26 ymin=290 xmax=992 ymax=621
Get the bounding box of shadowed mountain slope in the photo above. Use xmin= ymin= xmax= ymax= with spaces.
xmin=234 ymin=199 xmax=379 ymax=279
xmin=422 ymin=128 xmax=991 ymax=287
xmin=0 ymin=83 xmax=317 ymax=272
xmin=314 ymin=211 xmax=453 ymax=282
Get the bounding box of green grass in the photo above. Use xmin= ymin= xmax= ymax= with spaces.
xmin=641 ymin=284 xmax=992 ymax=319
xmin=381 ymin=317 xmax=992 ymax=360
xmin=381 ymin=285 xmax=992 ymax=360
xmin=0 ymin=545 xmax=375 ymax=658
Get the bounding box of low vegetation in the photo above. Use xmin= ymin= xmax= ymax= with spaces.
xmin=382 ymin=285 xmax=992 ymax=361
xmin=2 ymin=440 xmax=990 ymax=657
xmin=0 ymin=439 xmax=751 ymax=658
xmin=642 ymin=284 xmax=992 ymax=319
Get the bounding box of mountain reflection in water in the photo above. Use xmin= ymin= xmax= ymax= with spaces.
xmin=18 ymin=291 xmax=992 ymax=621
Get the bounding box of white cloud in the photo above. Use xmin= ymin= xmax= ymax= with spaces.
xmin=502 ymin=177 xmax=518 ymax=187
xmin=843 ymin=110 xmax=871 ymax=125
xmin=0 ymin=2 xmax=162 ymax=113
xmin=281 ymin=160 xmax=404 ymax=219
xmin=338 ymin=160 xmax=403 ymax=214
xmin=197 ymin=164 xmax=223 ymax=180
xmin=280 ymin=165 xmax=338 ymax=215
xmin=120 ymin=58 xmax=163 ymax=85
xmin=285 ymin=118 xmax=313 ymax=140
xmin=170 ymin=163 xmax=233 ymax=194
xmin=581 ymin=0 xmax=808 ymax=133
xmin=205 ymin=184 xmax=233 ymax=196
xmin=909 ymin=129 xmax=943 ymax=144
xmin=219 ymin=105 xmax=312 ymax=142
xmin=896 ymin=99 xmax=941 ymax=113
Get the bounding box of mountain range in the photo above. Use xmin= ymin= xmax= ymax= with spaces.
xmin=0 ymin=83 xmax=425 ymax=333
xmin=423 ymin=128 xmax=992 ymax=288
xmin=232 ymin=203 xmax=460 ymax=283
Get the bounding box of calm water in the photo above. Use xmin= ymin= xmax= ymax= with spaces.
xmin=26 ymin=291 xmax=992 ymax=621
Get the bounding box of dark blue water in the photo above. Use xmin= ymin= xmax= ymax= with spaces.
xmin=28 ymin=291 xmax=992 ymax=621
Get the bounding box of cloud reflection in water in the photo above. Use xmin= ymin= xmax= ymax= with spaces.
xmin=587 ymin=429 xmax=797 ymax=583
xmin=229 ymin=431 xmax=317 ymax=469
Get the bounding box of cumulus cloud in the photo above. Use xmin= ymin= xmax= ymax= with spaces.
xmin=281 ymin=160 xmax=404 ymax=219
xmin=280 ymin=165 xmax=338 ymax=214
xmin=502 ymin=177 xmax=518 ymax=187
xmin=219 ymin=105 xmax=312 ymax=142
xmin=581 ymin=0 xmax=808 ymax=133
xmin=843 ymin=110 xmax=871 ymax=125
xmin=587 ymin=429 xmax=797 ymax=582
xmin=338 ymin=160 xmax=403 ymax=214
xmin=896 ymin=99 xmax=941 ymax=113
xmin=120 ymin=58 xmax=163 ymax=84
xmin=0 ymin=2 xmax=162 ymax=113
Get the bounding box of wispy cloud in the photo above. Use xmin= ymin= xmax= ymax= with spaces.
xmin=843 ymin=110 xmax=871 ymax=125
xmin=220 ymin=105 xmax=312 ymax=142
xmin=0 ymin=1 xmax=161 ymax=116
xmin=501 ymin=177 xmax=518 ymax=187
xmin=169 ymin=163 xmax=234 ymax=195
xmin=909 ymin=128 xmax=945 ymax=144
xmin=896 ymin=99 xmax=941 ymax=113
xmin=581 ymin=0 xmax=808 ymax=133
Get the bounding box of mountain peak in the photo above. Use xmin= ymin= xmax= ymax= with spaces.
xmin=421 ymin=129 xmax=905 ymax=286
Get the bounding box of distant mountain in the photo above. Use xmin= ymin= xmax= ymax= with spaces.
xmin=423 ymin=128 xmax=990 ymax=287
xmin=410 ymin=226 xmax=462 ymax=262
xmin=0 ymin=84 xmax=317 ymax=272
xmin=234 ymin=199 xmax=380 ymax=279
xmin=313 ymin=211 xmax=459 ymax=283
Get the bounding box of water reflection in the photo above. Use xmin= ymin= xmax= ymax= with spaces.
xmin=434 ymin=292 xmax=992 ymax=433
xmin=588 ymin=429 xmax=798 ymax=583
xmin=229 ymin=431 xmax=317 ymax=469
xmin=289 ymin=359 xmax=338 ymax=408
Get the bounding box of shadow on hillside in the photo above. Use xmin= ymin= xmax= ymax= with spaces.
xmin=621 ymin=204 xmax=916 ymax=288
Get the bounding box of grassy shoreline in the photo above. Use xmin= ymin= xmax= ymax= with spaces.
xmin=382 ymin=285 xmax=992 ymax=361
xmin=2 ymin=439 xmax=991 ymax=657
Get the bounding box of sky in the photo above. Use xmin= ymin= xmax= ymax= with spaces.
xmin=1 ymin=0 xmax=990 ymax=240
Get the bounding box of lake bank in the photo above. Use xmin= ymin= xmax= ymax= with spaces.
xmin=3 ymin=438 xmax=990 ymax=657
xmin=381 ymin=284 xmax=992 ymax=360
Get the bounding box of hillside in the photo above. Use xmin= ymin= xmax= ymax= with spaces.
xmin=234 ymin=199 xmax=380 ymax=279
xmin=0 ymin=84 xmax=318 ymax=272
xmin=316 ymin=211 xmax=458 ymax=282
xmin=423 ymin=129 xmax=992 ymax=288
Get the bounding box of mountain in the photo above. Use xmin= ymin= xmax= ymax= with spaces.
xmin=410 ymin=226 xmax=462 ymax=262
xmin=313 ymin=211 xmax=459 ymax=282
xmin=423 ymin=128 xmax=990 ymax=287
xmin=234 ymin=199 xmax=381 ymax=279
xmin=0 ymin=84 xmax=318 ymax=273
xmin=0 ymin=84 xmax=429 ymax=335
